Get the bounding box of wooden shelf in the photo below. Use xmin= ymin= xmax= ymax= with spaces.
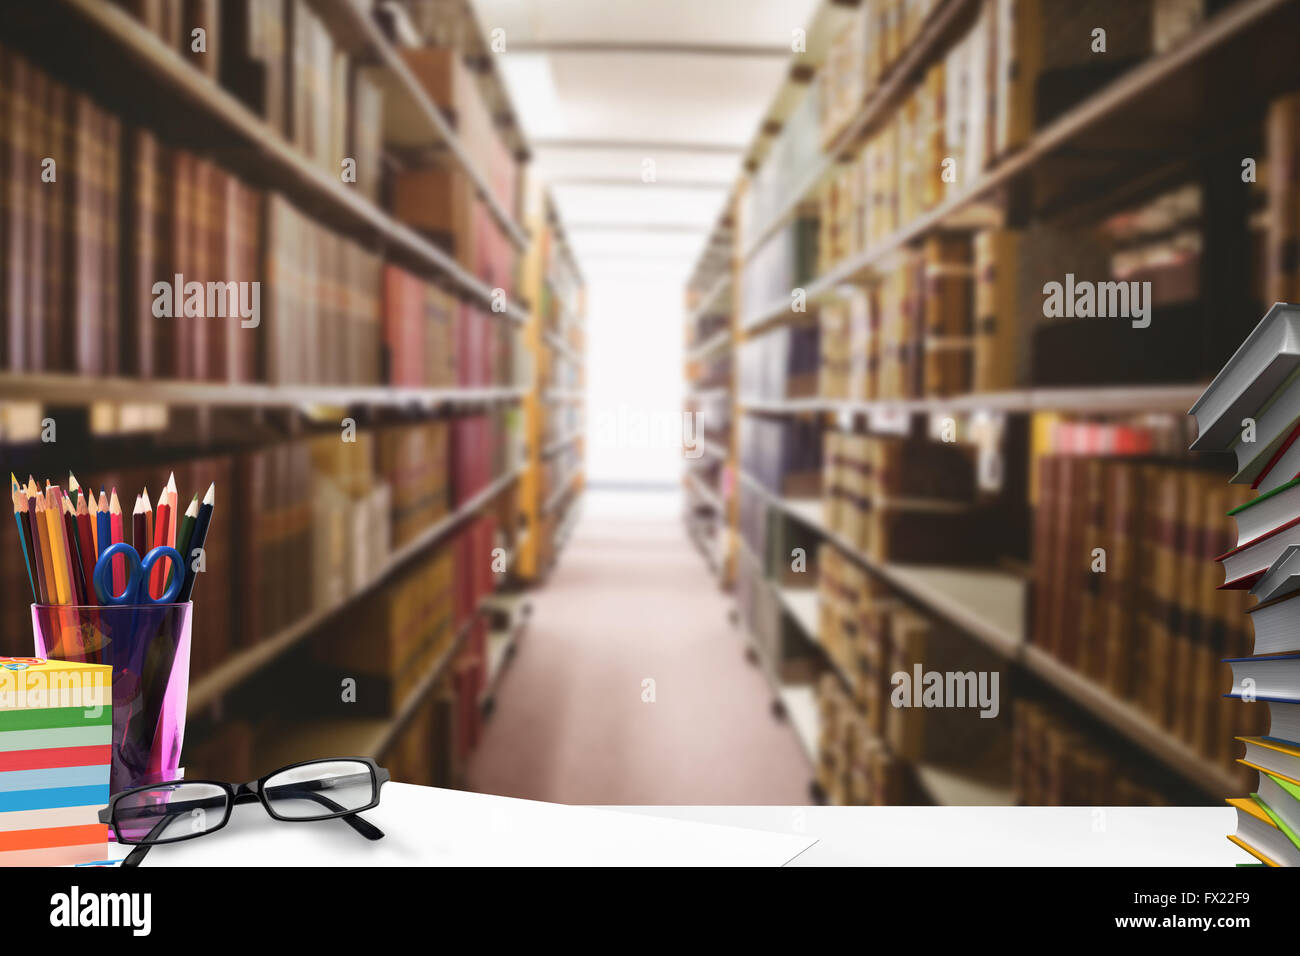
xmin=740 ymin=383 xmax=1208 ymax=417
xmin=46 ymin=0 xmax=527 ymax=324
xmin=304 ymin=0 xmax=529 ymax=251
xmin=480 ymin=594 xmax=531 ymax=710
xmin=364 ymin=608 xmax=482 ymax=759
xmin=685 ymin=329 xmax=732 ymax=363
xmin=914 ymin=761 xmax=1015 ymax=807
xmin=776 ymin=585 xmax=821 ymax=641
xmin=1021 ymin=645 xmax=1240 ymax=798
xmin=735 ymin=470 xmax=1236 ymax=795
xmin=779 ymin=683 xmax=821 ymax=765
xmin=735 ymin=612 xmax=818 ymax=768
xmin=543 ymin=390 xmax=585 ymax=404
xmin=256 ymin=603 xmax=486 ymax=768
xmin=740 ymin=0 xmax=1296 ymax=335
xmin=187 ymin=463 xmax=526 ymax=714
xmin=0 ymin=372 xmax=526 ymax=410
xmin=686 ymin=386 xmax=731 ymax=403
xmin=542 ymin=430 xmax=584 ymax=457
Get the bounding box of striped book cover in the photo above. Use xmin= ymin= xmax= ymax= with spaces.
xmin=0 ymin=657 xmax=111 ymax=866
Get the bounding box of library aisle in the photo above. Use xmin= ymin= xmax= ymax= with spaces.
xmin=8 ymin=0 xmax=1300 ymax=879
xmin=468 ymin=490 xmax=811 ymax=804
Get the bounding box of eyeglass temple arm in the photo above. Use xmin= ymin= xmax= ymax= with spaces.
xmin=121 ymin=811 xmax=176 ymax=868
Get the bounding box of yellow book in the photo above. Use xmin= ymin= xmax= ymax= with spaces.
xmin=1226 ymin=797 xmax=1289 ymax=867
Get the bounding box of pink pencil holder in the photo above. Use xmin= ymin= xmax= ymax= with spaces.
xmin=32 ymin=603 xmax=193 ymax=795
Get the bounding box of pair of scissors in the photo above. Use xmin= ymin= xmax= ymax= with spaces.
xmin=93 ymin=542 xmax=185 ymax=606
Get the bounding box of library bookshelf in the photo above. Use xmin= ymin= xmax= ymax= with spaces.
xmin=0 ymin=0 xmax=577 ymax=791
xmin=518 ymin=186 xmax=586 ymax=582
xmin=683 ymin=0 xmax=1300 ymax=808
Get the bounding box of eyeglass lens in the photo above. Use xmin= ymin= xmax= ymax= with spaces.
xmin=263 ymin=760 xmax=376 ymax=820
xmin=113 ymin=782 xmax=229 ymax=844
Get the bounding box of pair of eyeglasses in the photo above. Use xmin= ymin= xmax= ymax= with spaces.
xmin=99 ymin=757 xmax=390 ymax=867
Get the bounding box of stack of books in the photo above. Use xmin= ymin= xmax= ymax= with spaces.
xmin=1189 ymin=301 xmax=1300 ymax=866
xmin=0 ymin=658 xmax=111 ymax=866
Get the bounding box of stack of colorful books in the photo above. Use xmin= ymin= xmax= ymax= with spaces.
xmin=0 ymin=657 xmax=111 ymax=867
xmin=1190 ymin=302 xmax=1300 ymax=866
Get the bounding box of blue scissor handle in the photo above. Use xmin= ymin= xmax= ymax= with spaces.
xmin=93 ymin=543 xmax=186 ymax=606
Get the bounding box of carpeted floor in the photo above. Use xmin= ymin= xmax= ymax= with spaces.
xmin=466 ymin=489 xmax=813 ymax=804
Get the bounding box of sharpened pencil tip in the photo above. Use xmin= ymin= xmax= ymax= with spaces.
xmin=204 ymin=483 xmax=215 ymax=506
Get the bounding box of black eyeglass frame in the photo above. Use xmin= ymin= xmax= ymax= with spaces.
xmin=98 ymin=756 xmax=391 ymax=846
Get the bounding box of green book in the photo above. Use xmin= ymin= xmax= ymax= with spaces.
xmin=1248 ymin=785 xmax=1300 ymax=853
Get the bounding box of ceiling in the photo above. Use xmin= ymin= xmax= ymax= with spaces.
xmin=470 ymin=0 xmax=821 ymax=286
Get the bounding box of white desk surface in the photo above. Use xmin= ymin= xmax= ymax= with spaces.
xmin=105 ymin=785 xmax=1249 ymax=866
xmin=609 ymin=805 xmax=1250 ymax=866
xmin=105 ymin=783 xmax=815 ymax=867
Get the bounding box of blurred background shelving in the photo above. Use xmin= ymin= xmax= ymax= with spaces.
xmin=0 ymin=0 xmax=584 ymax=792
xmin=684 ymin=0 xmax=1300 ymax=808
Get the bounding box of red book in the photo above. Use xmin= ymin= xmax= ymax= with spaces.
xmin=1251 ymin=418 xmax=1300 ymax=490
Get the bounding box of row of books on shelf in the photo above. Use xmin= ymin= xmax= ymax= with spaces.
xmin=816 ymin=674 xmax=908 ymax=806
xmin=0 ymin=42 xmax=518 ymax=385
xmin=126 ymin=0 xmax=383 ymax=200
xmin=741 ymin=416 xmax=994 ymax=561
xmin=739 ymin=68 xmax=822 ymax=252
xmin=688 ymin=352 xmax=731 ymax=394
xmin=738 ymin=319 xmax=818 ymax=401
xmin=815 ymin=0 xmax=1201 ymax=229
xmin=382 ymin=265 xmax=515 ymax=389
xmin=823 ymin=430 xmax=982 ymax=563
xmin=1012 ymin=698 xmax=1171 ymax=805
xmin=0 ymin=414 xmax=519 ymax=676
xmin=748 ymin=195 xmax=1220 ymax=404
xmin=1032 ymin=455 xmax=1265 ymax=781
xmin=688 ymin=309 xmax=729 ymax=349
xmin=310 ymin=511 xmax=498 ymax=717
xmin=112 ymin=0 xmax=519 ymax=221
xmin=741 ymin=501 xmax=1188 ymax=806
xmin=185 ymin=524 xmax=500 ymax=787
xmin=739 ymin=216 xmax=818 ymax=328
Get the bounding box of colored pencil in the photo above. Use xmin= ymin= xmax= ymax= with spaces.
xmin=171 ymin=494 xmax=198 ymax=592
xmin=75 ymin=495 xmax=97 ymax=607
xmin=28 ymin=485 xmax=52 ymax=605
xmin=164 ymin=472 xmax=178 ymax=549
xmin=11 ymin=490 xmax=36 ymax=602
xmin=179 ymin=483 xmax=214 ymax=602
xmin=109 ymin=490 xmax=125 ymax=597
xmin=11 ymin=480 xmax=37 ymax=601
xmin=53 ymin=487 xmax=80 ymax=606
xmin=42 ymin=490 xmax=70 ymax=605
xmin=141 ymin=488 xmax=154 ymax=564
xmin=96 ymin=491 xmax=111 ymax=584
xmin=61 ymin=495 xmax=87 ymax=605
xmin=132 ymin=494 xmax=147 ymax=560
xmin=87 ymin=485 xmax=100 ymax=554
xmin=151 ymin=495 xmax=172 ymax=599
